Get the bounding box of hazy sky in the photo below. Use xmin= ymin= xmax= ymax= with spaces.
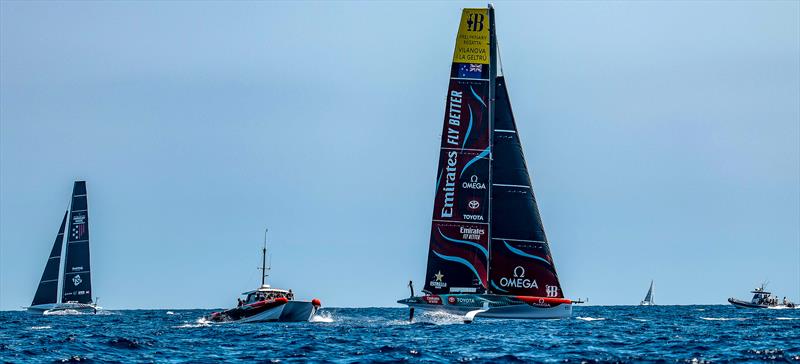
xmin=1 ymin=1 xmax=798 ymax=310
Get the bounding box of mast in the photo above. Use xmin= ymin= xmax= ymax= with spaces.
xmin=486 ymin=3 xmax=497 ymax=293
xmin=260 ymin=228 xmax=270 ymax=286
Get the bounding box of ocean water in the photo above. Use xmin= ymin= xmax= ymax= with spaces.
xmin=1 ymin=305 xmax=799 ymax=363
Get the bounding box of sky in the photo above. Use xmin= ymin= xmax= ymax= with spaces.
xmin=1 ymin=1 xmax=798 ymax=310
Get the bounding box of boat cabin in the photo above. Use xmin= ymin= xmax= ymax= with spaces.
xmin=241 ymin=284 xmax=294 ymax=304
xmin=750 ymin=287 xmax=773 ymax=304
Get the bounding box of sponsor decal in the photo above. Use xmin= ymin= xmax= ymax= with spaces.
xmin=453 ymin=9 xmax=490 ymax=64
xmin=71 ymin=266 xmax=84 ymax=271
xmin=423 ymin=295 xmax=442 ymax=305
xmin=458 ymin=226 xmax=484 ymax=240
xmin=72 ymin=274 xmax=82 ymax=286
xmin=546 ymin=285 xmax=559 ymax=298
xmin=499 ymin=266 xmax=539 ymax=290
xmin=429 ymin=270 xmax=447 ymax=289
xmin=440 ymin=151 xmax=458 ymax=218
xmin=463 ymin=213 xmax=484 ymax=221
xmin=445 ymin=91 xmax=463 ymax=146
xmin=467 ymin=200 xmax=480 ymax=210
xmin=447 ymin=296 xmax=457 ymax=304
xmin=71 ymin=213 xmax=86 ymax=240
xmin=462 ymin=174 xmax=486 ymax=190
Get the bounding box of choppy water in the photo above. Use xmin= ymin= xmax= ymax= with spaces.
xmin=2 ymin=305 xmax=799 ymax=362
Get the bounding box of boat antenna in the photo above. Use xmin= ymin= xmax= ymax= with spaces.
xmin=260 ymin=228 xmax=270 ymax=286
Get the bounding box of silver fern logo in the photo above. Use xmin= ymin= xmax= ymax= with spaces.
xmin=72 ymin=274 xmax=82 ymax=286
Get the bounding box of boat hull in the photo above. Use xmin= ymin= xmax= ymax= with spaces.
xmin=26 ymin=303 xmax=98 ymax=315
xmin=398 ymin=294 xmax=572 ymax=320
xmin=728 ymin=298 xmax=797 ymax=309
xmin=208 ymin=299 xmax=319 ymax=323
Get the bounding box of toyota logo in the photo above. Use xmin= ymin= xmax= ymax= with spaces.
xmin=468 ymin=200 xmax=480 ymax=209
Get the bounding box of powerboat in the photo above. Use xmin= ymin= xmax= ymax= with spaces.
xmin=206 ymin=229 xmax=321 ymax=323
xmin=207 ymin=285 xmax=320 ymax=323
xmin=728 ymin=284 xmax=796 ymax=309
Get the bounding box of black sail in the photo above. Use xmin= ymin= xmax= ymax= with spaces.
xmin=487 ymin=77 xmax=564 ymax=298
xmin=643 ymin=281 xmax=654 ymax=303
xmin=62 ymin=181 xmax=93 ymax=304
xmin=31 ymin=211 xmax=68 ymax=306
xmin=423 ymin=8 xmax=493 ymax=294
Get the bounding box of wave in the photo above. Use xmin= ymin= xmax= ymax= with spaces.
xmin=311 ymin=311 xmax=335 ymax=323
xmin=175 ymin=318 xmax=211 ymax=328
xmin=387 ymin=310 xmax=465 ymax=325
xmin=576 ymin=316 xmax=606 ymax=321
xmin=776 ymin=317 xmax=800 ymax=320
xmin=631 ymin=318 xmax=648 ymax=322
xmin=29 ymin=325 xmax=51 ymax=330
xmin=166 ymin=311 xmax=176 ymax=315
xmin=700 ymin=317 xmax=748 ymax=321
xmin=43 ymin=309 xmax=82 ymax=316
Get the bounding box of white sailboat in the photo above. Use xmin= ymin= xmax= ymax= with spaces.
xmin=640 ymin=280 xmax=655 ymax=306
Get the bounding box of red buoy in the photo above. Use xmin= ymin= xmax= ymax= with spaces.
xmin=311 ymin=298 xmax=321 ymax=307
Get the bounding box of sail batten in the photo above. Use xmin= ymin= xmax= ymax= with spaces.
xmin=62 ymin=181 xmax=93 ymax=304
xmin=31 ymin=211 xmax=68 ymax=306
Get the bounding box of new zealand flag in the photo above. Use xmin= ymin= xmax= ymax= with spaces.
xmin=457 ymin=63 xmax=483 ymax=78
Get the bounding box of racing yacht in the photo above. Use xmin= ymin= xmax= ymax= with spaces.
xmin=207 ymin=229 xmax=321 ymax=323
xmin=27 ymin=181 xmax=99 ymax=315
xmin=397 ymin=5 xmax=578 ymax=322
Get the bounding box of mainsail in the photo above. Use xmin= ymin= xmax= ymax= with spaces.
xmin=643 ymin=281 xmax=654 ymax=304
xmin=424 ymin=8 xmax=493 ymax=294
xmin=423 ymin=6 xmax=565 ymax=298
xmin=62 ymin=181 xmax=92 ymax=304
xmin=31 ymin=211 xmax=68 ymax=306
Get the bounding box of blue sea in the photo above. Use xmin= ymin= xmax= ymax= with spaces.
xmin=2 ymin=306 xmax=799 ymax=363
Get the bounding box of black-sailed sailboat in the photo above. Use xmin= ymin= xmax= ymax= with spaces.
xmin=28 ymin=181 xmax=98 ymax=314
xmin=398 ymin=5 xmax=576 ymax=321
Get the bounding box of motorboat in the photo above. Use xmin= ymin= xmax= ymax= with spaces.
xmin=728 ymin=284 xmax=796 ymax=309
xmin=206 ymin=229 xmax=321 ymax=322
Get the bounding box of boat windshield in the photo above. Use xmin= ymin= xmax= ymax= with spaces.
xmin=242 ymin=290 xmax=295 ymax=304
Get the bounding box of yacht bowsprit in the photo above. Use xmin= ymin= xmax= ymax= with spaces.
xmin=206 ymin=229 xmax=321 ymax=323
xmin=398 ymin=5 xmax=577 ymax=322
xmin=27 ymin=181 xmax=98 ymax=314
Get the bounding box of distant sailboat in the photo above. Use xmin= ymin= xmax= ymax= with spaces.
xmin=397 ymin=5 xmax=576 ymax=321
xmin=27 ymin=181 xmax=97 ymax=314
xmin=640 ymin=280 xmax=655 ymax=306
